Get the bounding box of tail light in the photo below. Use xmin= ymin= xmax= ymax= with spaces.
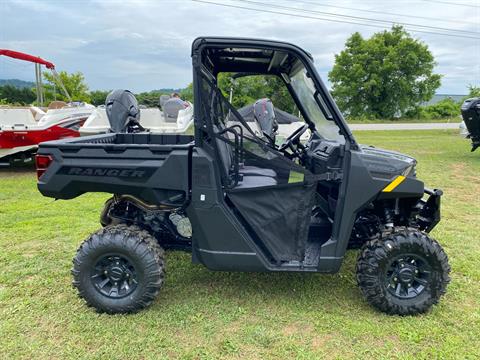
xmin=35 ymin=154 xmax=53 ymax=179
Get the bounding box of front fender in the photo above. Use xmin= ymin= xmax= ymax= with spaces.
xmin=415 ymin=188 xmax=443 ymax=232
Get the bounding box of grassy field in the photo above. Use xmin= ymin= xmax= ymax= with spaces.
xmin=0 ymin=130 xmax=479 ymax=359
xmin=346 ymin=117 xmax=459 ymax=124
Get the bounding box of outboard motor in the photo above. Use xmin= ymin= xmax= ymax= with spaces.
xmin=460 ymin=97 xmax=480 ymax=152
xmin=159 ymin=94 xmax=170 ymax=110
xmin=253 ymin=98 xmax=278 ymax=142
xmin=105 ymin=89 xmax=144 ymax=133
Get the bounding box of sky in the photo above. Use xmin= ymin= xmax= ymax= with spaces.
xmin=0 ymin=0 xmax=479 ymax=94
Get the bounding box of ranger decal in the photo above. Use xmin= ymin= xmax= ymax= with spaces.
xmin=60 ymin=166 xmax=153 ymax=179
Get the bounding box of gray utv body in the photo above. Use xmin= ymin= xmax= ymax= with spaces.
xmin=37 ymin=37 xmax=441 ymax=273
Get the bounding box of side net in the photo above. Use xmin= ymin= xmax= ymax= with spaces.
xmin=198 ymin=70 xmax=317 ymax=262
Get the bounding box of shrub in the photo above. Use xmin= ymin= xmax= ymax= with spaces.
xmin=419 ymin=98 xmax=459 ymax=119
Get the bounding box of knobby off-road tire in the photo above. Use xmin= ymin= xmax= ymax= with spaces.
xmin=356 ymin=227 xmax=450 ymax=315
xmin=72 ymin=224 xmax=165 ymax=314
xmin=347 ymin=235 xmax=369 ymax=250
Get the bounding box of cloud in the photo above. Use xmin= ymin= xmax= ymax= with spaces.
xmin=0 ymin=0 xmax=478 ymax=93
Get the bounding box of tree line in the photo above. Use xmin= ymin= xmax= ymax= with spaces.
xmin=0 ymin=71 xmax=193 ymax=107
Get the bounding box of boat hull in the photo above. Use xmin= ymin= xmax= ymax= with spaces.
xmin=0 ymin=116 xmax=89 ymax=160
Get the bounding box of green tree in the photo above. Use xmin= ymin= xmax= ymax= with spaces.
xmin=89 ymin=90 xmax=110 ymax=106
xmin=419 ymin=98 xmax=459 ymax=119
xmin=328 ymin=26 xmax=441 ymax=119
xmin=466 ymin=85 xmax=480 ymax=98
xmin=217 ymin=73 xmax=296 ymax=113
xmin=136 ymin=90 xmax=165 ymax=107
xmin=180 ymin=83 xmax=193 ymax=102
xmin=0 ymin=85 xmax=36 ymax=105
xmin=43 ymin=71 xmax=91 ymax=103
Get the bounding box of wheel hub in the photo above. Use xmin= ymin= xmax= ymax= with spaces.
xmin=398 ymin=267 xmax=414 ymax=284
xmin=385 ymin=254 xmax=431 ymax=299
xmin=108 ymin=266 xmax=126 ymax=282
xmin=91 ymin=255 xmax=138 ymax=298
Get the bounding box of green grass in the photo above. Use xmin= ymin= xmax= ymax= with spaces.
xmin=346 ymin=117 xmax=459 ymax=124
xmin=0 ymin=130 xmax=479 ymax=359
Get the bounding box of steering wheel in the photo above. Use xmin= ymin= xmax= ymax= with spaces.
xmin=278 ymin=124 xmax=309 ymax=156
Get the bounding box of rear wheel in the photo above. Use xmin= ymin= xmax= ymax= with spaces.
xmin=72 ymin=224 xmax=165 ymax=314
xmin=356 ymin=227 xmax=450 ymax=315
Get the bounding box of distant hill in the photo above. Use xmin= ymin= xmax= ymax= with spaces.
xmin=0 ymin=79 xmax=35 ymax=88
xmin=422 ymin=94 xmax=467 ymax=106
xmin=144 ymin=88 xmax=184 ymax=94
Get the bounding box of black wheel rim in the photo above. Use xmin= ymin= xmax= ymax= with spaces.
xmin=385 ymin=254 xmax=431 ymax=299
xmin=91 ymin=254 xmax=138 ymax=298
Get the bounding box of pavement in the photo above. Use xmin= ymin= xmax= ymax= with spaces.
xmin=349 ymin=122 xmax=460 ymax=131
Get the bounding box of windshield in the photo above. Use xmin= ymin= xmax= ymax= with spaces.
xmin=290 ymin=67 xmax=345 ymax=143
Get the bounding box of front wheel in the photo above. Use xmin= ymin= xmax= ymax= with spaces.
xmin=356 ymin=227 xmax=450 ymax=315
xmin=72 ymin=224 xmax=165 ymax=314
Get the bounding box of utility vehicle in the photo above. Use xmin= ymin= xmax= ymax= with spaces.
xmin=460 ymin=97 xmax=480 ymax=152
xmin=36 ymin=37 xmax=450 ymax=315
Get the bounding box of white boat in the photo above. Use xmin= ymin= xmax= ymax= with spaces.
xmin=0 ymin=50 xmax=94 ymax=162
xmin=79 ymin=100 xmax=194 ymax=136
xmin=0 ymin=103 xmax=94 ymax=160
xmin=459 ymin=119 xmax=469 ymax=138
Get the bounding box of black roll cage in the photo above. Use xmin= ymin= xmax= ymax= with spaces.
xmin=191 ymin=37 xmax=358 ymax=150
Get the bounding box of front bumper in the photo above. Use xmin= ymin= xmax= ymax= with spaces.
xmin=469 ymin=136 xmax=480 ymax=152
xmin=416 ymin=188 xmax=442 ymax=232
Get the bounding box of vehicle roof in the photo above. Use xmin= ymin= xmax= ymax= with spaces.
xmin=191 ymin=37 xmax=314 ymax=61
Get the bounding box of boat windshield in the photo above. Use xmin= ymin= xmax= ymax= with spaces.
xmin=290 ymin=67 xmax=345 ymax=143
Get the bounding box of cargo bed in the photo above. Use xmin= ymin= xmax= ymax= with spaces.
xmin=37 ymin=133 xmax=194 ymax=204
